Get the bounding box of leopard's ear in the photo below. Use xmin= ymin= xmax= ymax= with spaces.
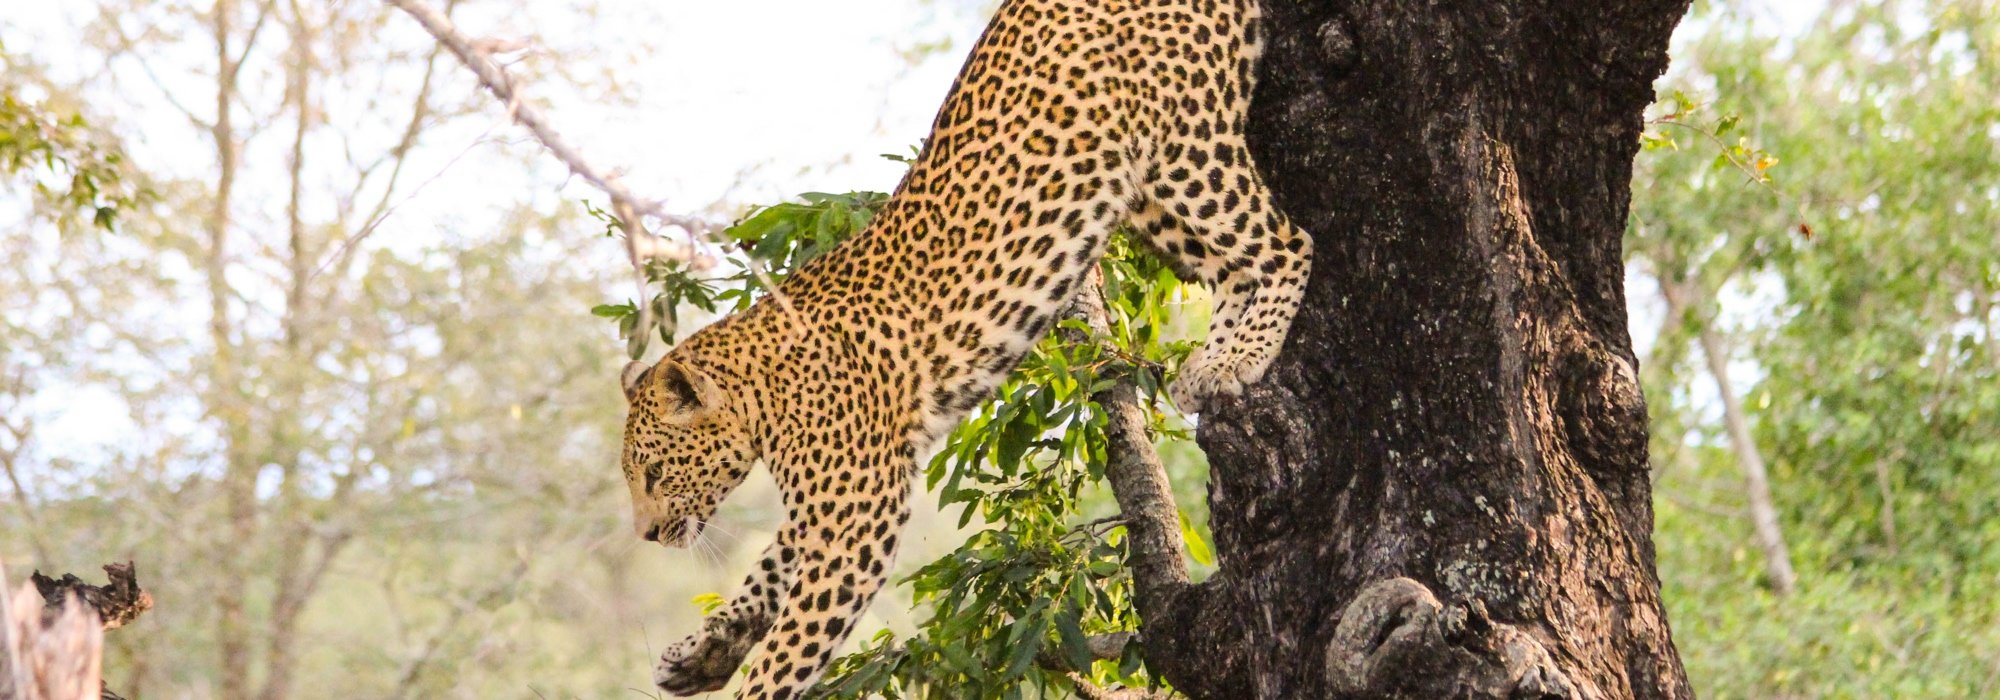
xmin=620 ymin=361 xmax=650 ymax=401
xmin=655 ymin=359 xmax=726 ymax=423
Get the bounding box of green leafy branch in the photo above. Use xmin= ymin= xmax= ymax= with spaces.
xmin=1644 ymin=90 xmax=1781 ymax=186
xmin=0 ymin=50 xmax=145 ymax=233
xmin=1643 ymin=88 xmax=1814 ymax=240
xmin=586 ymin=191 xmax=886 ymax=357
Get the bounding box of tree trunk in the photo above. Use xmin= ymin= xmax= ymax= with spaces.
xmin=204 ymin=3 xmax=254 ymax=699
xmin=1134 ymin=1 xmax=1695 ymax=697
xmin=1685 ymin=294 xmax=1797 ymax=596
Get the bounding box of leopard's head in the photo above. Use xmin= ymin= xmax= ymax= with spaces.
xmin=619 ymin=357 xmax=754 ymax=548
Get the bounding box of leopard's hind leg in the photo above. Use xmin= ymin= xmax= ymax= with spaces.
xmin=1133 ymin=146 xmax=1313 ymax=414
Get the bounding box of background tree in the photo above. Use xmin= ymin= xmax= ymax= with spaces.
xmin=1637 ymin=1 xmax=2000 ymax=696
xmin=0 ymin=1 xmax=749 ymax=698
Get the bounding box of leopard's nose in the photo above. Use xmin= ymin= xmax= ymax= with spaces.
xmin=642 ymin=522 xmax=666 ymax=542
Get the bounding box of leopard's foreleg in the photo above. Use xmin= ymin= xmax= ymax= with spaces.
xmin=654 ymin=526 xmax=800 ymax=695
xmin=734 ymin=451 xmax=910 ymax=700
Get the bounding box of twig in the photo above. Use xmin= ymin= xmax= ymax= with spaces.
xmin=383 ymin=0 xmax=827 ymax=356
xmin=389 ymin=560 xmax=529 ymax=698
xmin=382 ymin=0 xmax=715 ymax=247
xmin=0 ymin=414 xmax=53 ymax=564
xmin=310 ymin=115 xmax=500 ymax=282
xmin=1650 ymin=118 xmax=1806 ymax=223
xmin=1074 ymin=515 xmax=1128 ymax=539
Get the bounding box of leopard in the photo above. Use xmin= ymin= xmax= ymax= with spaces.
xmin=619 ymin=0 xmax=1311 ymax=696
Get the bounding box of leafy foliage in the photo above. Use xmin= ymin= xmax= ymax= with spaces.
xmin=587 ymin=191 xmax=889 ymax=356
xmin=1635 ymin=1 xmax=2000 ymax=697
xmin=0 ymin=43 xmax=142 ymax=233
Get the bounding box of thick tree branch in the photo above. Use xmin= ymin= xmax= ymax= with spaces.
xmin=1069 ymin=277 xmax=1192 ymax=606
xmin=1059 ymin=275 xmax=1230 ymax=695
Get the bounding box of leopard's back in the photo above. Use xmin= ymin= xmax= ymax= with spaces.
xmin=744 ymin=0 xmax=1273 ymax=445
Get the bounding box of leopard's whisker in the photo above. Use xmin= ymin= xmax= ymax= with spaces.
xmin=691 ymin=518 xmax=747 ymax=566
xmin=691 ymin=529 xmax=722 ymax=568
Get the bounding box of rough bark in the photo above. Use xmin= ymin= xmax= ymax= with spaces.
xmin=1129 ymin=1 xmax=1696 ymax=697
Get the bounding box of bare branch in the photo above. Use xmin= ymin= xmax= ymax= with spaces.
xmin=227 ymin=0 xmax=281 ymax=87
xmin=388 ymin=560 xmax=529 ymax=698
xmin=0 ymin=414 xmax=53 ymax=565
xmin=95 ymin=9 xmax=211 ymax=132
xmin=382 ymin=0 xmax=716 ymax=255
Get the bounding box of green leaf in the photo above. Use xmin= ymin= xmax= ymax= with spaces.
xmin=1180 ymin=511 xmax=1214 ymax=567
xmin=1000 ymin=614 xmax=1048 ymax=678
xmin=590 ymin=302 xmax=634 ymax=318
xmin=1053 ymin=602 xmax=1093 ymax=672
xmin=692 ymin=592 xmax=727 ymax=615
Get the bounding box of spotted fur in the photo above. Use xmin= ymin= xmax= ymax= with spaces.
xmin=623 ymin=0 xmax=1310 ymax=696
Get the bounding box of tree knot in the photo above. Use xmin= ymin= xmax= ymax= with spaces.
xmin=1316 ymin=18 xmax=1359 ymax=70
xmin=1324 ymin=578 xmax=1580 ymax=699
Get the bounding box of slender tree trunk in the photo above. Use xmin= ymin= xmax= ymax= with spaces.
xmin=259 ymin=6 xmax=316 ymax=698
xmin=1654 ymin=277 xmax=1796 ymax=595
xmin=205 ymin=3 xmax=254 ymax=699
xmin=1692 ymin=322 xmax=1797 ymax=594
xmin=1128 ymin=1 xmax=1695 ymax=697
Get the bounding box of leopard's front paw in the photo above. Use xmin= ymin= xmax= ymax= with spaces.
xmin=1169 ymin=345 xmax=1272 ymax=415
xmin=653 ymin=614 xmax=765 ymax=696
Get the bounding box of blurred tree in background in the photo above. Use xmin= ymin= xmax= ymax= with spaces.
xmin=0 ymin=1 xmax=739 ymax=698
xmin=1635 ymin=0 xmax=2000 ymax=696
xmin=2 ymin=0 xmax=1997 ymax=698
